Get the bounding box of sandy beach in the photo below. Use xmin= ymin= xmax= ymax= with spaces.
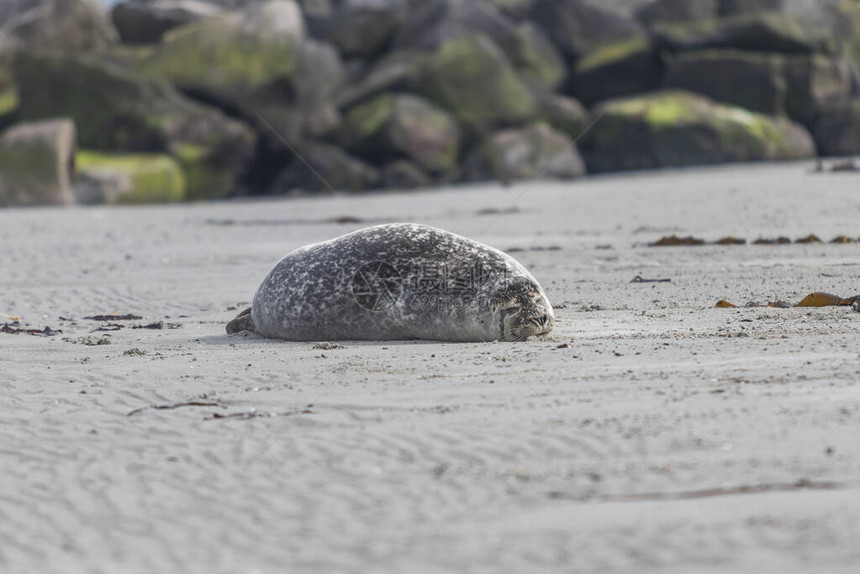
xmin=2 ymin=162 xmax=860 ymax=573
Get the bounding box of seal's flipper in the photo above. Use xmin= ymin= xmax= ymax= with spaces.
xmin=226 ymin=307 xmax=254 ymax=334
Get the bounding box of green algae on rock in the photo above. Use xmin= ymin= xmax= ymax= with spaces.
xmin=581 ymin=90 xmax=816 ymax=173
xmin=417 ymin=34 xmax=535 ymax=132
xmin=75 ymin=150 xmax=186 ymax=204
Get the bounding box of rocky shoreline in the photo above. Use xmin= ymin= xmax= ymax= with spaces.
xmin=1 ymin=0 xmax=858 ymax=206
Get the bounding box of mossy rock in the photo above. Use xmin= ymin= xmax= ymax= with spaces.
xmin=141 ymin=17 xmax=298 ymax=99
xmin=0 ymin=118 xmax=76 ymax=206
xmin=530 ymin=89 xmax=590 ymax=142
xmin=654 ymin=12 xmax=837 ymax=54
xmin=529 ymin=0 xmax=646 ymax=61
xmin=782 ymin=54 xmax=852 ymax=126
xmin=666 ymin=50 xmax=852 ymax=126
xmin=417 ymin=33 xmax=535 ymax=132
xmin=573 ymin=36 xmax=661 ymax=106
xmin=581 ymin=90 xmax=816 ymax=173
xmin=665 ymin=50 xmax=786 ymax=116
xmin=15 ymin=52 xmax=255 ymax=198
xmin=75 ymin=150 xmax=186 ymax=204
xmin=341 ymin=93 xmax=461 ymax=173
xmin=464 ymin=121 xmax=586 ymax=184
xmin=500 ymin=22 xmax=566 ymax=91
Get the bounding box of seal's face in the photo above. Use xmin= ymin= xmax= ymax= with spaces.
xmin=492 ymin=281 xmax=555 ymax=342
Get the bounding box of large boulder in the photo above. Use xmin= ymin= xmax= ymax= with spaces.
xmin=0 ymin=0 xmax=117 ymax=53
xmin=529 ymin=0 xmax=647 ymax=62
xmin=295 ymin=39 xmax=346 ymax=138
xmin=340 ymin=93 xmax=460 ymax=173
xmin=0 ymin=118 xmax=76 ymax=207
xmin=74 ymin=150 xmax=186 ymax=204
xmin=654 ymin=13 xmax=836 ymax=55
xmin=140 ymin=0 xmax=305 ymax=140
xmin=528 ymin=87 xmax=590 ymax=141
xmin=572 ymin=36 xmax=662 ymax=106
xmin=665 ymin=50 xmax=786 ymax=116
xmin=464 ymin=121 xmax=586 ymax=183
xmin=415 ymin=34 xmax=535 ymax=133
xmin=307 ymin=0 xmax=408 ymax=58
xmin=15 ymin=52 xmax=255 ymax=200
xmin=813 ymin=100 xmax=860 ymax=156
xmin=111 ymin=0 xmax=225 ymax=45
xmin=665 ymin=50 xmax=852 ymax=124
xmin=271 ymin=142 xmax=379 ymax=193
xmin=782 ymin=54 xmax=853 ymax=125
xmin=581 ymin=90 xmax=816 ymax=173
xmin=393 ymin=0 xmax=516 ymax=52
xmin=500 ymin=22 xmax=566 ymax=91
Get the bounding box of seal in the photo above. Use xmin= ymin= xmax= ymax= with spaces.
xmin=226 ymin=223 xmax=555 ymax=342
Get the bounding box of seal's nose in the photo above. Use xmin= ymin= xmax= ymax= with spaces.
xmin=537 ymin=314 xmax=549 ymax=326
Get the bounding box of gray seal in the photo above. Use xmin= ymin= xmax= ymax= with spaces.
xmin=227 ymin=223 xmax=555 ymax=342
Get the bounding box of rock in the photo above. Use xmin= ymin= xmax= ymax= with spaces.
xmin=296 ymin=39 xmax=346 ymax=137
xmin=0 ymin=0 xmax=117 ymax=53
xmin=380 ymin=160 xmax=432 ymax=190
xmin=15 ymin=52 xmax=255 ymax=200
xmin=572 ymin=36 xmax=662 ymax=106
xmin=393 ymin=0 xmax=516 ymax=52
xmin=464 ymin=121 xmax=586 ymax=183
xmin=665 ymin=50 xmax=785 ymax=116
xmin=341 ymin=93 xmax=460 ymax=173
xmin=500 ymin=22 xmax=566 ymax=91
xmin=111 ymin=0 xmax=224 ymax=45
xmin=74 ymin=150 xmax=186 ymax=204
xmin=308 ymin=0 xmax=408 ymax=58
xmin=335 ymin=50 xmax=425 ymax=110
xmin=528 ymin=86 xmax=590 ymax=141
xmin=271 ymin=142 xmax=379 ymax=193
xmin=0 ymin=118 xmax=76 ymax=207
xmin=782 ymin=54 xmax=852 ymax=125
xmin=581 ymin=90 xmax=816 ymax=173
xmin=666 ymin=50 xmax=852 ymax=124
xmin=636 ymin=0 xmax=718 ymax=26
xmin=813 ymin=100 xmax=860 ymax=156
xmin=654 ymin=13 xmax=836 ymax=55
xmin=529 ymin=0 xmax=647 ymax=61
xmin=140 ymin=0 xmax=304 ymax=141
xmin=416 ymin=34 xmax=535 ymax=133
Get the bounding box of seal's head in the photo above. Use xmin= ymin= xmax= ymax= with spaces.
xmin=491 ymin=278 xmax=555 ymax=341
